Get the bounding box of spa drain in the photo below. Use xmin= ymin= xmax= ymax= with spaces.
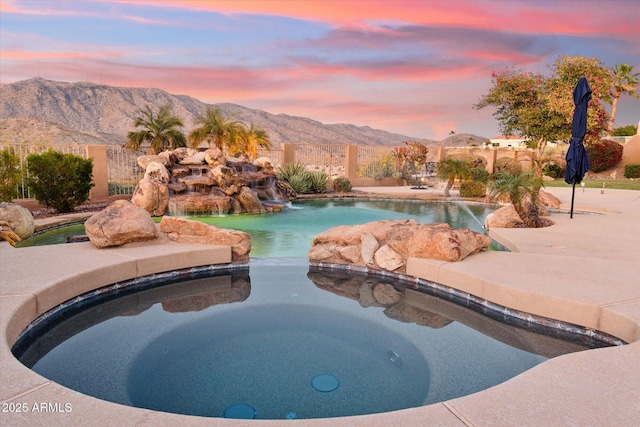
xmin=311 ymin=374 xmax=341 ymax=393
xmin=221 ymin=403 xmax=257 ymax=419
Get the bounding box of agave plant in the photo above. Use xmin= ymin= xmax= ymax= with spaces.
xmin=287 ymin=172 xmax=312 ymax=194
xmin=276 ymin=162 xmax=307 ymax=182
xmin=309 ymin=171 xmax=328 ymax=193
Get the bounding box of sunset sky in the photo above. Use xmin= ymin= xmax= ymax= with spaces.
xmin=1 ymin=0 xmax=638 ymax=140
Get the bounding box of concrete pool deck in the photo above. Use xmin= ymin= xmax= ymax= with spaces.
xmin=1 ymin=186 xmax=639 ymax=425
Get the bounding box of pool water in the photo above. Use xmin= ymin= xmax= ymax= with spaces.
xmin=14 ymin=260 xmax=605 ymax=420
xmin=187 ymin=199 xmax=497 ymax=257
xmin=18 ymin=199 xmax=498 ymax=256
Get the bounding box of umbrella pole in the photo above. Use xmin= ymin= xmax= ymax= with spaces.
xmin=570 ymin=181 xmax=576 ymax=219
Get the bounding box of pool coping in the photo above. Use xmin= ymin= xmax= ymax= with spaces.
xmin=1 ymin=186 xmax=639 ymax=426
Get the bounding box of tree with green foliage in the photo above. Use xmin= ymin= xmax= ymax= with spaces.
xmin=26 ymin=150 xmax=94 ymax=213
xmin=0 ymin=149 xmax=22 ymax=202
xmin=125 ymin=104 xmax=186 ymax=155
xmin=436 ymin=159 xmax=471 ymax=197
xmin=475 ymin=55 xmax=612 ymax=219
xmin=488 ymin=171 xmax=544 ymax=228
xmin=237 ymin=124 xmax=272 ymax=159
xmin=608 ymin=63 xmax=639 ymax=133
xmin=188 ymin=107 xmax=245 ymax=154
xmin=613 ymin=125 xmax=637 ymax=136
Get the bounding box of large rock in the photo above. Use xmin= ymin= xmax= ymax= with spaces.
xmin=309 ymin=220 xmax=491 ymax=273
xmin=0 ymin=202 xmax=34 ymax=240
xmin=144 ymin=162 xmax=170 ymax=185
xmin=236 ymin=186 xmax=266 ymax=214
xmin=539 ymin=189 xmax=561 ymax=209
xmin=484 ymin=205 xmax=524 ymax=229
xmin=167 ymin=193 xmax=234 ymax=215
xmin=131 ymin=178 xmax=169 ymax=216
xmin=159 ymin=216 xmax=251 ymax=261
xmin=85 ymin=200 xmax=158 ymax=248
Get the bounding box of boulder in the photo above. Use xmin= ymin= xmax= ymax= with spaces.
xmin=539 ymin=189 xmax=561 ymax=209
xmin=179 ymin=151 xmax=207 ymax=165
xmin=484 ymin=205 xmax=524 ymax=229
xmin=167 ymin=193 xmax=233 ymax=215
xmin=85 ymin=200 xmax=158 ymax=248
xmin=159 ymin=216 xmax=251 ymax=261
xmin=236 ymin=186 xmax=266 ymax=214
xmin=137 ymin=154 xmax=172 ymax=170
xmin=144 ymin=161 xmax=170 ymax=185
xmin=254 ymin=157 xmax=275 ymax=174
xmin=204 ymin=147 xmax=225 ymax=166
xmin=131 ymin=178 xmax=169 ymax=216
xmin=0 ymin=202 xmax=34 ymax=240
xmin=309 ymin=220 xmax=491 ymax=273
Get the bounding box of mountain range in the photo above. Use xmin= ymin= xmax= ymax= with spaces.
xmin=0 ymin=78 xmax=488 ymax=148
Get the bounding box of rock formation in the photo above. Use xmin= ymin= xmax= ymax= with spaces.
xmin=308 ymin=219 xmax=491 ymax=273
xmin=131 ymin=147 xmax=293 ymax=216
xmin=0 ymin=202 xmax=34 ymax=245
xmin=84 ymin=200 xmax=158 ymax=248
xmin=159 ymin=216 xmax=251 ymax=262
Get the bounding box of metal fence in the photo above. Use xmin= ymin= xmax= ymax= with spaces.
xmin=292 ymin=144 xmax=347 ymax=179
xmin=105 ymin=146 xmax=144 ymax=196
xmin=356 ymin=145 xmax=398 ymax=179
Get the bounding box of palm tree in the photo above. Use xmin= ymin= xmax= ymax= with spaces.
xmin=608 ymin=63 xmax=639 ymax=133
xmin=188 ymin=107 xmax=244 ymax=153
xmin=125 ymin=105 xmax=186 ymax=155
xmin=436 ymin=159 xmax=470 ymax=197
xmin=487 ymin=171 xmax=543 ymax=228
xmin=237 ymin=124 xmax=272 ymax=159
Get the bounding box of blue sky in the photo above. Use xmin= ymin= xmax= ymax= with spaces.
xmin=1 ymin=0 xmax=638 ymax=139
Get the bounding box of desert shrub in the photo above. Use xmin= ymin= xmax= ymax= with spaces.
xmin=26 ymin=150 xmax=94 ymax=213
xmin=542 ymin=163 xmax=563 ymax=178
xmin=624 ymin=163 xmax=640 ymax=179
xmin=459 ymin=181 xmax=486 ymax=198
xmin=585 ymin=140 xmax=623 ymax=172
xmin=286 ymin=172 xmax=312 ymax=194
xmin=470 ymin=167 xmax=490 ymax=183
xmin=0 ymin=149 xmax=22 ymax=202
xmin=332 ymin=176 xmax=352 ymax=193
xmin=276 ymin=162 xmax=307 ymax=182
xmin=494 ymin=157 xmax=522 ymax=175
xmin=309 ymin=171 xmax=328 ymax=193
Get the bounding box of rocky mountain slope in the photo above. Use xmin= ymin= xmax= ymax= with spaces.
xmin=0 ymin=78 xmax=486 ymax=147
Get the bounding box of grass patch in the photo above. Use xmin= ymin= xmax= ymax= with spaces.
xmin=544 ymin=178 xmax=640 ymax=190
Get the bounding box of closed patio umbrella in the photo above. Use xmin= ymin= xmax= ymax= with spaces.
xmin=565 ymin=76 xmax=591 ymax=218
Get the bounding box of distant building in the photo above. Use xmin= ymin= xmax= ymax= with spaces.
xmin=488 ymin=135 xmax=529 ymax=147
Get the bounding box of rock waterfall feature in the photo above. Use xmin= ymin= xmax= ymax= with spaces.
xmin=131 ymin=147 xmax=295 ymax=217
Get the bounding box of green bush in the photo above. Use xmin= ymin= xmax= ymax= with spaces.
xmin=287 ymin=172 xmax=312 ymax=194
xmin=0 ymin=149 xmax=22 ymax=202
xmin=585 ymin=140 xmax=623 ymax=172
xmin=26 ymin=150 xmax=94 ymax=213
xmin=309 ymin=171 xmax=328 ymax=193
xmin=542 ymin=163 xmax=563 ymax=178
xmin=470 ymin=167 xmax=490 ymax=183
xmin=276 ymin=162 xmax=307 ymax=182
xmin=624 ymin=163 xmax=640 ymax=179
xmin=333 ymin=176 xmax=352 ymax=193
xmin=459 ymin=181 xmax=486 ymax=198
